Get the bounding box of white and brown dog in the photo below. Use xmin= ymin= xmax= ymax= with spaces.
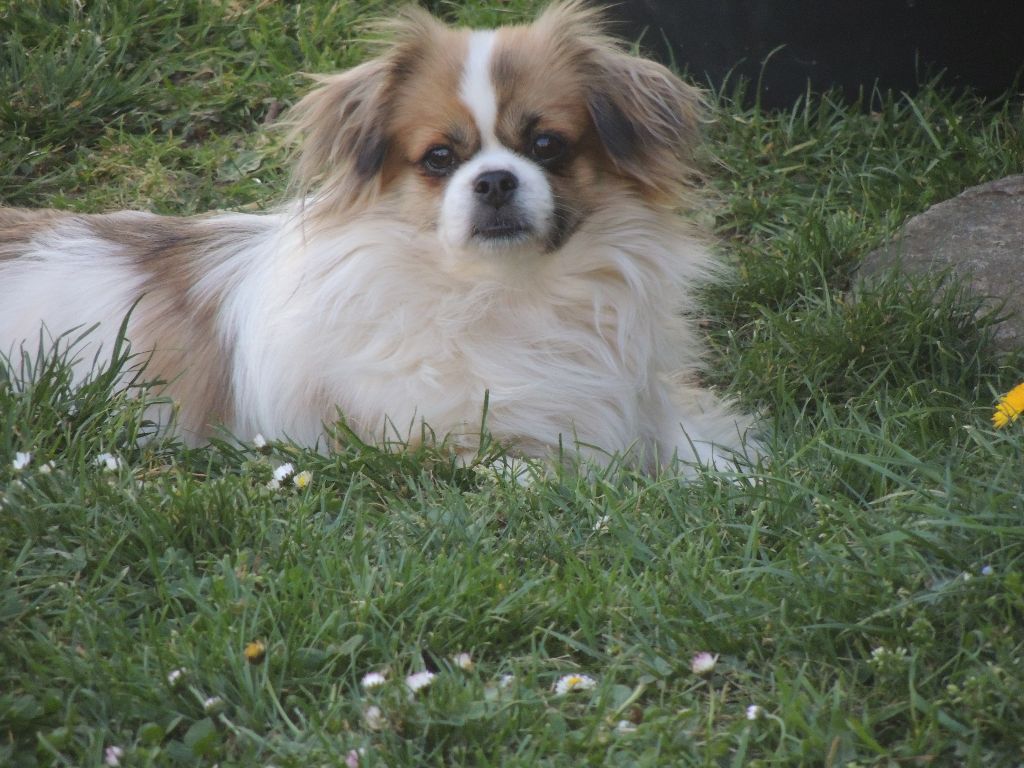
xmin=0 ymin=1 xmax=756 ymax=473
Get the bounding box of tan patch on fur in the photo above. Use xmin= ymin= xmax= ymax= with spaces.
xmin=0 ymin=208 xmax=65 ymax=260
xmin=385 ymin=23 xmax=473 ymax=231
xmin=386 ymin=23 xmax=472 ymax=161
xmin=86 ymin=213 xmax=236 ymax=440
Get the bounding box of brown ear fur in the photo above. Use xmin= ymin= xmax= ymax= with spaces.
xmin=285 ymin=7 xmax=445 ymax=214
xmin=585 ymin=53 xmax=704 ymax=199
xmin=287 ymin=59 xmax=393 ymax=210
xmin=537 ymin=1 xmax=704 ymax=201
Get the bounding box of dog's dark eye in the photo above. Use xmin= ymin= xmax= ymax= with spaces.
xmin=421 ymin=145 xmax=456 ymax=175
xmin=530 ymin=133 xmax=567 ymax=166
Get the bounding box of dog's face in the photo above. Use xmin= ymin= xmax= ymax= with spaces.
xmin=289 ymin=1 xmax=702 ymax=262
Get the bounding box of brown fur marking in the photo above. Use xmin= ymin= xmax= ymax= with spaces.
xmin=0 ymin=208 xmax=65 ymax=260
xmin=86 ymin=213 xmax=238 ymax=439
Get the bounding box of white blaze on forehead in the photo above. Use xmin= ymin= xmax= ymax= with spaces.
xmin=460 ymin=30 xmax=499 ymax=146
xmin=441 ymin=29 xmax=556 ymax=257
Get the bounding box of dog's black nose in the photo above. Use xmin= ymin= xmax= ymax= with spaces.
xmin=473 ymin=170 xmax=518 ymax=208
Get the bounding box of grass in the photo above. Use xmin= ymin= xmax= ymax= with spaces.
xmin=2 ymin=1 xmax=1024 ymax=765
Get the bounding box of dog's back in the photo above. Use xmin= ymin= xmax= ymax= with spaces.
xmin=0 ymin=207 xmax=264 ymax=442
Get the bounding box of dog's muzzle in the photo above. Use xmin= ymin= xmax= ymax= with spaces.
xmin=470 ymin=169 xmax=533 ymax=242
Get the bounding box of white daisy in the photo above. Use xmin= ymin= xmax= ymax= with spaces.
xmin=95 ymin=452 xmax=120 ymax=472
xmin=202 ymin=696 xmax=224 ymax=714
xmin=12 ymin=452 xmax=31 ymax=471
xmin=167 ymin=668 xmax=186 ymax=687
xmin=471 ymin=463 xmax=500 ymax=484
xmin=614 ymin=719 xmax=638 ymax=734
xmin=294 ymin=470 xmax=312 ymax=489
xmin=405 ymin=671 xmax=436 ymax=693
xmin=253 ymin=433 xmax=267 ymax=449
xmin=39 ymin=460 xmax=55 ymax=474
xmin=453 ymin=652 xmax=474 ymax=671
xmin=273 ymin=463 xmax=295 ymax=483
xmin=554 ymin=673 xmax=597 ymax=695
xmin=364 ymin=704 xmax=385 ymax=730
xmin=361 ymin=671 xmax=387 ymax=690
xmin=690 ymin=652 xmax=718 ymax=675
xmin=746 ymin=704 xmax=763 ymax=721
xmin=104 ymin=745 xmax=124 ymax=766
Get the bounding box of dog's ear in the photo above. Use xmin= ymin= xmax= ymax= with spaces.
xmin=585 ymin=50 xmax=704 ymax=200
xmin=535 ymin=1 xmax=704 ymax=199
xmin=287 ymin=7 xmax=443 ymax=213
xmin=287 ymin=58 xmax=394 ymax=211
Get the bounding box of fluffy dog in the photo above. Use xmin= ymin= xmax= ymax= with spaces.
xmin=0 ymin=1 xmax=756 ymax=473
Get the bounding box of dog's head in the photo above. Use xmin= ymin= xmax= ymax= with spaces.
xmin=288 ymin=1 xmax=702 ymax=260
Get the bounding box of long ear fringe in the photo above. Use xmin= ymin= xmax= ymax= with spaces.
xmin=282 ymin=6 xmax=450 ymax=218
xmin=538 ymin=1 xmax=706 ymax=202
xmin=537 ymin=0 xmax=617 ymax=41
xmin=283 ymin=60 xmax=392 ymax=219
xmin=587 ymin=53 xmax=706 ymax=200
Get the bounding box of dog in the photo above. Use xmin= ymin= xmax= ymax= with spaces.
xmin=0 ymin=1 xmax=756 ymax=473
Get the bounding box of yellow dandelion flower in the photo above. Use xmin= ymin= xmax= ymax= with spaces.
xmin=993 ymin=382 xmax=1024 ymax=428
xmin=244 ymin=640 xmax=267 ymax=664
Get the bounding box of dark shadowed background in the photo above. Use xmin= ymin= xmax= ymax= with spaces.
xmin=601 ymin=0 xmax=1024 ymax=107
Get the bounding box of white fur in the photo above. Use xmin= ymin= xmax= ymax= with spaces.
xmin=0 ymin=217 xmax=145 ymax=379
xmin=461 ymin=31 xmax=500 ymax=146
xmin=262 ymin=196 xmax=747 ymax=470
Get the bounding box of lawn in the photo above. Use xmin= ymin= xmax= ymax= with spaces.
xmin=2 ymin=1 xmax=1024 ymax=766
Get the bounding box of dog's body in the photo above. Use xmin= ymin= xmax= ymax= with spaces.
xmin=0 ymin=2 xmax=755 ymax=472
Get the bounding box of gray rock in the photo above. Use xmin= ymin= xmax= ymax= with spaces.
xmin=859 ymin=175 xmax=1024 ymax=353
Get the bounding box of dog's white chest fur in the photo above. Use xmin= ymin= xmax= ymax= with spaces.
xmin=215 ymin=201 xmax=726 ymax=468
